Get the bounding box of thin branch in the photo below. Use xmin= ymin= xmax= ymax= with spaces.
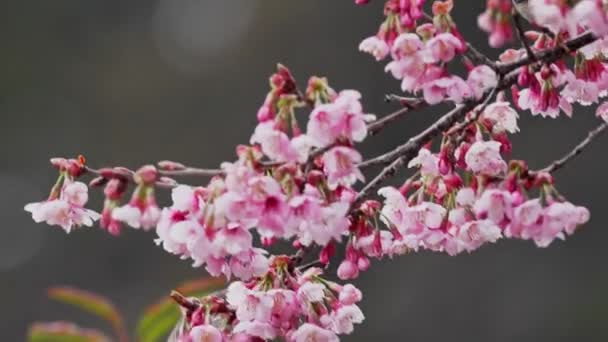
xmin=355 ymin=156 xmax=406 ymax=206
xmin=512 ymin=10 xmax=537 ymax=62
xmin=354 ymin=84 xmax=501 ymax=205
xmin=539 ymin=122 xmax=607 ymax=174
xmin=367 ymin=98 xmax=426 ymax=136
xmin=464 ymin=42 xmax=498 ymax=71
xmin=359 ymin=32 xmax=597 ymax=171
xmin=85 ymin=166 xmax=177 ymax=189
xmin=496 ymin=32 xmax=596 ymax=74
xmin=159 ymin=167 xmax=224 ymax=177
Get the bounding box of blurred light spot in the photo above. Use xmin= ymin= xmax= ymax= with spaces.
xmin=0 ymin=174 xmax=47 ymax=271
xmin=153 ymin=0 xmax=258 ymax=75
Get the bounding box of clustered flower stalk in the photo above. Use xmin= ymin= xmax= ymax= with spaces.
xmin=25 ymin=0 xmax=608 ymax=340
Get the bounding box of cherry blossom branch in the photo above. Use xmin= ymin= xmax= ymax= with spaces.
xmin=354 ymin=82 xmax=502 ymax=205
xmin=539 ymin=122 xmax=607 ymax=174
xmin=360 ymin=31 xmax=597 ymax=171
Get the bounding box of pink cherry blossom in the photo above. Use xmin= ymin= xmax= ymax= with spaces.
xmin=297 ymin=201 xmax=350 ymax=247
xmin=291 ymin=323 xmax=338 ymax=342
xmin=338 ymin=284 xmax=363 ymax=305
xmin=570 ymin=0 xmax=608 ymax=37
xmin=324 ymin=305 xmax=365 ymax=334
xmin=229 ymin=249 xmax=269 ymax=280
xmin=391 ymin=33 xmax=424 ymax=59
xmin=297 ymin=282 xmax=326 ymax=304
xmin=25 ymin=181 xmax=100 ymax=233
xmin=251 ymin=121 xmax=311 ymax=163
xmin=408 ymin=148 xmax=439 ymax=176
xmin=422 ymin=76 xmax=472 ymax=104
xmin=596 ymin=101 xmax=608 ymax=122
xmin=474 ymin=189 xmax=513 ymax=225
xmin=189 ymin=325 xmax=223 ymax=342
xmin=561 ymin=72 xmax=600 ymax=106
xmin=359 ymin=36 xmax=390 ymax=61
xmin=455 ymin=219 xmax=502 ymax=252
xmin=528 ymin=0 xmax=567 ymax=34
xmin=423 ymin=32 xmax=463 ymax=63
xmin=307 ymin=90 xmax=375 ymax=147
xmin=337 ymin=259 xmax=359 ymax=280
xmin=464 ymin=141 xmax=508 ymax=177
xmin=112 ymin=202 xmax=160 ymax=231
xmin=477 ymin=0 xmax=514 ymax=47
xmin=321 ymin=146 xmax=364 ymax=189
xmin=481 ymin=101 xmax=520 ymax=134
xmin=468 ymin=65 xmax=498 ymax=100
xmin=233 ymin=321 xmax=276 ymax=340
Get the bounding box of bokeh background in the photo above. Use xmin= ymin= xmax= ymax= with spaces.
xmin=2 ymin=1 xmax=608 ymax=341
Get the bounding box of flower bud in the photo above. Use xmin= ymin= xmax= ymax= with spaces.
xmin=158 ymin=160 xmax=186 ymax=171
xmin=337 ymin=260 xmax=359 ymax=280
xmin=134 ymin=165 xmax=157 ymax=185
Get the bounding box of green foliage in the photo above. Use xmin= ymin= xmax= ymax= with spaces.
xmin=28 ymin=322 xmax=111 ymax=342
xmin=136 ymin=278 xmax=226 ymax=342
xmin=28 ymin=277 xmax=226 ymax=342
xmin=47 ymin=287 xmax=125 ymax=338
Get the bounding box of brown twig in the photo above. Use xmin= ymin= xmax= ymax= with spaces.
xmin=496 ymin=32 xmax=596 ymax=75
xmin=539 ymin=122 xmax=607 ymax=174
xmin=368 ymin=98 xmax=426 ymax=136
xmin=512 ymin=10 xmax=537 ymax=62
xmin=85 ymin=166 xmax=178 ymax=189
xmin=159 ymin=167 xmax=224 ymax=177
xmin=464 ymin=42 xmax=499 ymax=71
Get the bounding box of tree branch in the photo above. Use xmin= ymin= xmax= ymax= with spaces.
xmin=159 ymin=167 xmax=224 ymax=177
xmin=512 ymin=10 xmax=537 ymax=62
xmin=367 ymin=98 xmax=426 ymax=136
xmin=496 ymin=32 xmax=596 ymax=74
xmin=539 ymin=122 xmax=607 ymax=174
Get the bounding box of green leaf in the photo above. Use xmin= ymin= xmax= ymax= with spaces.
xmin=136 ymin=278 xmax=226 ymax=342
xmin=47 ymin=287 xmax=126 ymax=340
xmin=28 ymin=321 xmax=111 ymax=342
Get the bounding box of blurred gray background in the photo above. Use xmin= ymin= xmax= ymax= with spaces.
xmin=2 ymin=1 xmax=608 ymax=341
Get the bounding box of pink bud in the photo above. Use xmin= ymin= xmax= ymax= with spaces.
xmin=359 ymin=200 xmax=381 ymax=216
xmin=89 ymin=176 xmax=108 ymax=188
xmin=337 ymin=260 xmax=359 ymax=280
xmin=104 ymin=179 xmax=126 ymax=200
xmin=135 ymin=165 xmax=157 ymax=185
xmin=357 ymin=256 xmax=371 ymax=271
xmin=50 ymin=157 xmax=68 ymax=169
xmin=157 ymin=160 xmax=186 ymax=171
xmin=319 ymin=242 xmax=335 ymax=265
xmin=339 ymin=284 xmax=363 ymax=305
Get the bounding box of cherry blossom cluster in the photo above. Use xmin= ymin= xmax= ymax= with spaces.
xmin=25 ymin=157 xmax=99 ymax=233
xmin=360 ymin=1 xmax=498 ymax=105
xmin=26 ymin=65 xmax=377 ymax=283
xmin=26 ymin=0 xmax=608 ymax=340
xmin=478 ymin=0 xmax=515 ymax=47
xmin=175 ymin=257 xmax=363 ymax=341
